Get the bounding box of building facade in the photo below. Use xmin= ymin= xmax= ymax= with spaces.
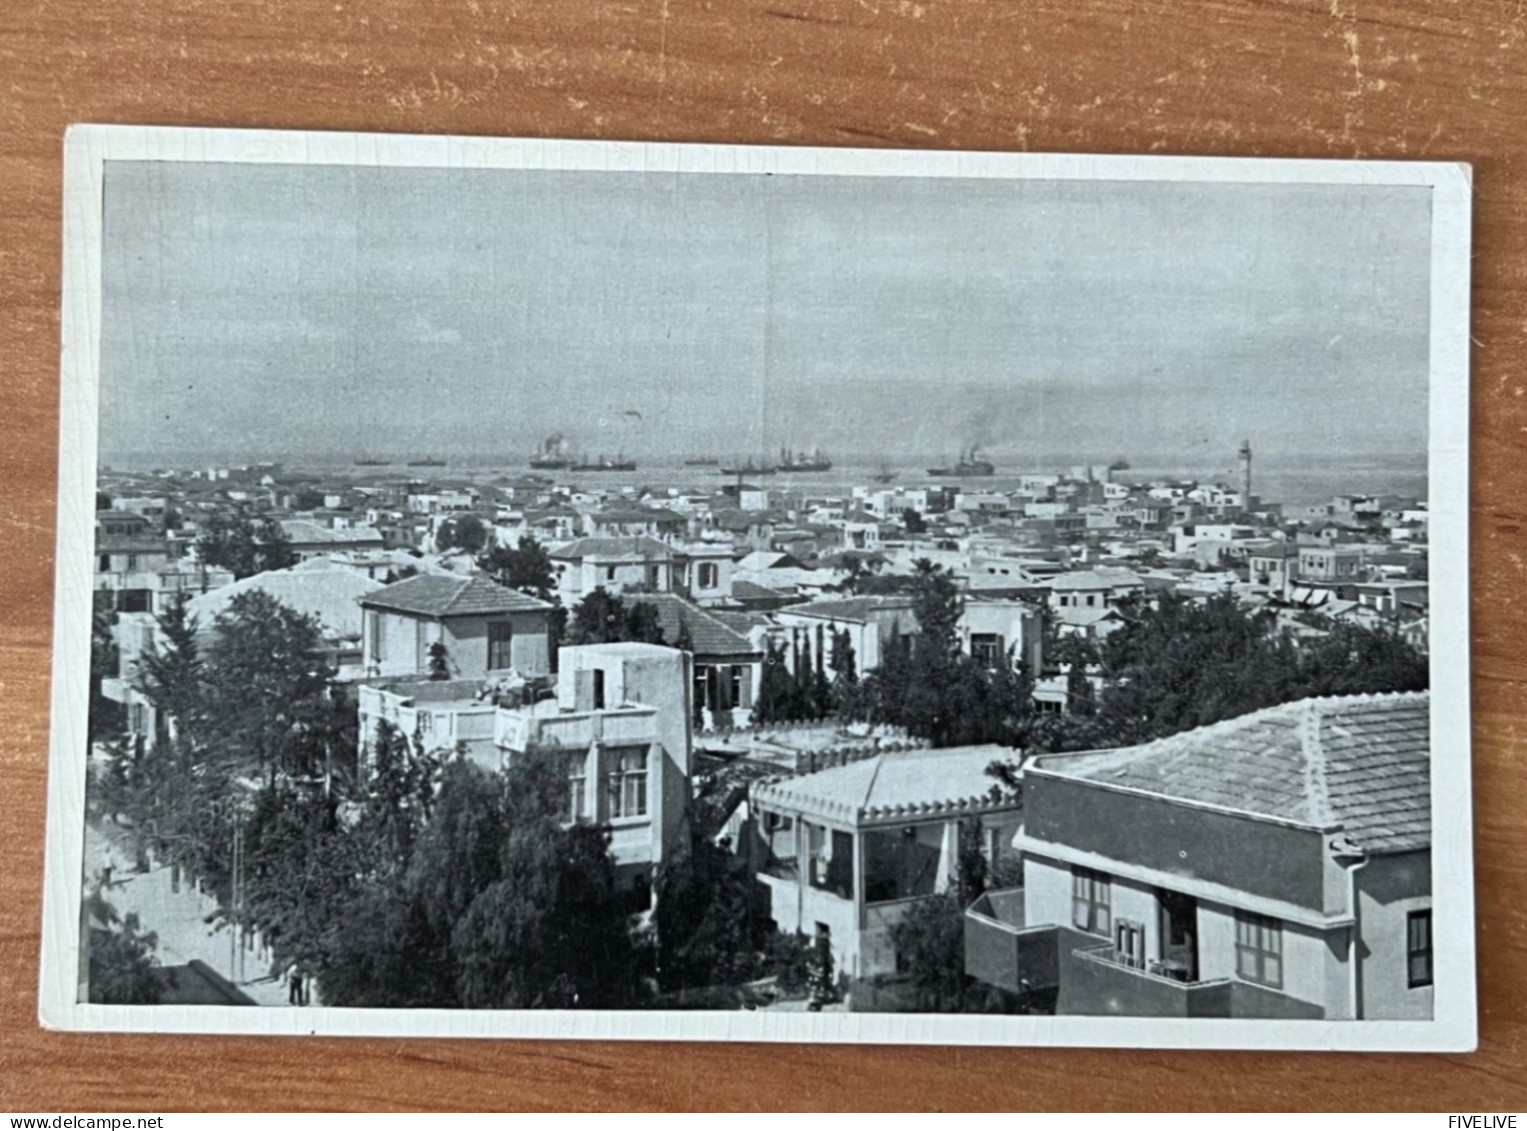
xmin=964 ymin=692 xmax=1432 ymax=1020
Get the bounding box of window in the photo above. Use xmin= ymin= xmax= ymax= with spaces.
xmin=1114 ymin=919 xmax=1146 ymax=969
xmin=1235 ymin=911 xmax=1283 ymax=988
xmin=807 ymin=823 xmax=854 ymax=899
xmin=592 ymin=668 xmax=606 ymax=710
xmin=698 ymin=562 xmax=718 ymax=589
xmin=1072 ymin=867 xmax=1111 ymax=935
xmin=364 ymin=611 xmax=385 ymax=664
xmin=970 ymin=633 xmax=1004 ymax=669
xmin=606 ymin=746 xmax=648 ymax=819
xmin=648 ymin=565 xmax=662 ymax=588
xmin=125 ymin=554 xmax=139 ymax=571
xmin=1407 ymin=909 xmax=1433 ymax=988
xmin=487 ymin=620 xmax=513 ymax=670
xmin=98 ymin=554 xmax=110 ymax=572
xmin=567 ymin=753 xmax=587 ymax=823
xmin=605 ymin=565 xmax=617 ymax=582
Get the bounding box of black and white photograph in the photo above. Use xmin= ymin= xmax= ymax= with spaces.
xmin=40 ymin=127 xmax=1474 ymax=1049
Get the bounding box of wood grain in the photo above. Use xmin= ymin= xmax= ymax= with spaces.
xmin=2 ymin=0 xmax=1524 ymax=1111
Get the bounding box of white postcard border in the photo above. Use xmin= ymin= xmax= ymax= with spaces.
xmin=40 ymin=124 xmax=1476 ymax=1051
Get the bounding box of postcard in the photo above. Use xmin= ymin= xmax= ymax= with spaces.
xmin=40 ymin=125 xmax=1474 ymax=1049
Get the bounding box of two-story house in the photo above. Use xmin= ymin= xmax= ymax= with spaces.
xmin=964 ymin=692 xmax=1432 ymax=1020
xmin=549 ymin=536 xmax=676 ymax=607
xmin=359 ymin=572 xmax=554 ymax=681
xmin=357 ymin=641 xmax=694 ymax=904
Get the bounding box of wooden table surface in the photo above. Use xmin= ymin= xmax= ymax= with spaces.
xmin=2 ymin=0 xmax=1525 ymax=1112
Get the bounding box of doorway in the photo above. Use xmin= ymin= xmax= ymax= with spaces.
xmin=1155 ymin=889 xmax=1199 ymax=982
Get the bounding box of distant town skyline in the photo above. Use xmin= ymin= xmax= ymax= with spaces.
xmin=99 ymin=162 xmax=1433 ymax=467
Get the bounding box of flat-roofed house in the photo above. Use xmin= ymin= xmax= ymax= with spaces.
xmin=965 ymin=692 xmax=1433 ymax=1020
xmin=356 ymin=641 xmax=695 ymax=904
xmin=750 ymin=744 xmax=1022 ymax=980
xmin=360 ymin=573 xmax=554 ymax=682
xmin=772 ymin=594 xmax=918 ymax=675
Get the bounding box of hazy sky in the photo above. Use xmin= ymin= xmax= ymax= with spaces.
xmin=99 ymin=161 xmax=1432 ymax=466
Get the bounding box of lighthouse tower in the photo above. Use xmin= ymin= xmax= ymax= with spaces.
xmin=1238 ymin=439 xmax=1253 ymax=506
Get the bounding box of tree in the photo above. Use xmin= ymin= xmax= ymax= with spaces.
xmin=850 ymin=562 xmax=1038 ymax=748
xmin=902 ymin=508 xmax=928 ymax=534
xmin=196 ymin=511 xmax=297 ymax=579
xmin=653 ymin=832 xmax=768 ymax=991
xmin=201 ymin=590 xmax=337 ymax=782
xmin=319 ymin=755 xmax=644 ymax=1009
xmin=828 ymin=627 xmax=859 ymax=721
xmin=566 ymin=590 xmax=665 ymax=647
xmin=133 ymin=594 xmax=206 ymax=744
xmin=751 ymin=638 xmax=796 ymax=725
xmin=888 ymin=892 xmax=969 ymax=1011
xmin=1029 ymin=593 xmax=1430 ymax=754
xmin=293 ymin=488 xmax=325 ymax=512
xmin=481 ymin=535 xmax=557 ymax=601
xmin=88 ymin=593 xmax=124 ymax=747
xmin=437 ymin=514 xmax=488 ymax=555
xmin=85 ymin=893 xmax=165 ymax=1005
xmin=427 ymin=641 xmax=452 ymax=681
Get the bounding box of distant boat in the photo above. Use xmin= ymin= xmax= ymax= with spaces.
xmin=776 ymin=447 xmax=833 ymax=473
xmin=353 ymin=458 xmax=389 ymax=466
xmin=407 ymin=458 xmax=447 ymax=468
xmin=571 ymin=453 xmax=637 ymax=472
xmin=683 ymin=457 xmax=720 ymax=467
xmin=530 ymin=433 xmax=570 ymax=470
xmin=927 ymin=447 xmax=995 ymax=477
xmin=719 ymin=459 xmax=777 ymax=477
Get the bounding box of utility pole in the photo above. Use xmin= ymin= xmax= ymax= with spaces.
xmin=1239 ymin=438 xmax=1253 ymax=507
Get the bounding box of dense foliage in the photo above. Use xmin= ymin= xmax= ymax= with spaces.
xmin=85 ymin=892 xmax=165 ymax=1005
xmin=480 ymin=535 xmax=558 ymax=601
xmin=436 ymin=514 xmax=488 ymax=555
xmin=565 ymin=589 xmax=665 ymax=647
xmin=195 ymin=511 xmax=297 ymax=579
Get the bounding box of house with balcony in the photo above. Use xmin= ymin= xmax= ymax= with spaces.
xmin=359 ymin=572 xmax=554 ymax=682
xmin=748 ymin=744 xmax=1023 ymax=980
xmin=357 ymin=642 xmax=694 ymax=900
xmin=965 ymin=691 xmax=1433 ymax=1020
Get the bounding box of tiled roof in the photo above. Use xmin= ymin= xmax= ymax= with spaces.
xmin=279 ymin=519 xmax=387 ymax=546
xmin=359 ymin=573 xmax=552 ymax=618
xmin=751 ymin=745 xmax=1020 ymax=825
xmin=777 ymin=594 xmax=914 ymax=624
xmin=1047 ymin=568 xmax=1145 ymax=591
xmin=189 ymin=562 xmax=383 ymax=642
xmin=1034 ymin=692 xmax=1430 ymax=853
xmin=626 ymin=593 xmax=760 ymax=658
xmin=549 ymin=536 xmax=674 ymax=561
xmin=732 ymin=579 xmax=799 ymax=601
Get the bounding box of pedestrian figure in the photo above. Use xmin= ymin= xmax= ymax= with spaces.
xmin=287 ymin=963 xmax=303 ymax=1006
